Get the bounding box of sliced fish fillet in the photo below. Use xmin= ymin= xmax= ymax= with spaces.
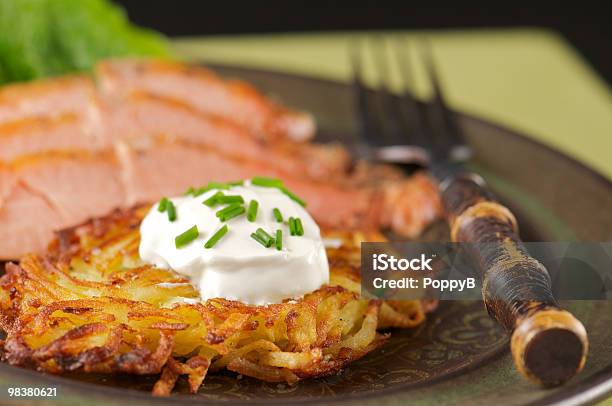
xmin=0 ymin=76 xmax=96 ymax=124
xmin=96 ymin=59 xmax=315 ymax=142
xmin=0 ymin=114 xmax=108 ymax=161
xmin=105 ymin=92 xmax=349 ymax=179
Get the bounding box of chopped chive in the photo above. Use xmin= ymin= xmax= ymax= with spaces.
xmin=250 ymin=177 xmax=307 ymax=207
xmin=288 ymin=217 xmax=296 ymax=236
xmin=216 ymin=203 xmax=243 ymax=218
xmin=250 ymin=232 xmax=269 ymax=247
xmin=216 ymin=195 xmax=244 ymax=204
xmin=175 ymin=225 xmax=199 ymax=248
xmin=203 ymin=182 xmax=232 ymax=192
xmin=193 ymin=186 xmax=208 ymax=197
xmin=251 ymin=176 xmax=284 ymax=188
xmin=272 ymin=208 xmax=283 ymax=222
xmin=158 ymin=197 xmax=169 ymax=212
xmin=203 ymin=191 xmax=224 ymax=207
xmin=295 ymin=218 xmax=304 ymax=236
xmin=167 ymin=201 xmax=177 ymax=221
xmin=280 ymin=187 xmax=306 ymax=207
xmin=275 ymin=229 xmax=282 ymax=250
xmin=202 ymin=181 xmax=242 ymax=194
xmin=184 ymin=186 xmax=195 ymax=196
xmin=204 ymin=225 xmax=228 ymax=249
xmin=247 ymin=200 xmax=259 ymax=222
xmin=219 ymin=206 xmax=245 ymax=221
xmin=255 ymin=228 xmax=274 ymax=245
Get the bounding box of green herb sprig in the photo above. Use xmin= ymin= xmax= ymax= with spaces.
xmin=166 ymin=201 xmax=177 ymax=222
xmin=205 ymin=225 xmax=229 ymax=249
xmin=249 ymin=176 xmax=306 ymax=207
xmin=247 ymin=200 xmax=259 ymax=222
xmin=158 ymin=197 xmax=169 ymax=212
xmin=273 ymin=208 xmax=283 ymax=222
xmin=275 ymin=230 xmax=282 ymax=250
xmin=175 ymin=225 xmax=199 ymax=248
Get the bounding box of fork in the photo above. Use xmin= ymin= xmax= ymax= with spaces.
xmin=351 ymin=38 xmax=588 ymax=387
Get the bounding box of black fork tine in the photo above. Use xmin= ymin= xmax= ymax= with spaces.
xmin=350 ymin=39 xmax=386 ymax=148
xmin=371 ymin=37 xmax=404 ymax=146
xmin=393 ymin=38 xmax=431 ymax=160
xmin=420 ymin=42 xmax=472 ymax=162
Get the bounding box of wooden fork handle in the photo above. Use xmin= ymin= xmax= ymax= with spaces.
xmin=440 ymin=172 xmax=588 ymax=387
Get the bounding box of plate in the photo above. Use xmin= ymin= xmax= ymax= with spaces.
xmin=1 ymin=66 xmax=611 ymax=406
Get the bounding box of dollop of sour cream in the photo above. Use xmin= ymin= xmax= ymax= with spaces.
xmin=139 ymin=180 xmax=329 ymax=305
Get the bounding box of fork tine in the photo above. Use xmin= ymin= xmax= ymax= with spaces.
xmin=371 ymin=37 xmax=406 ymax=146
xmin=350 ymin=40 xmax=386 ymax=148
xmin=393 ymin=38 xmax=431 ymax=158
xmin=420 ymin=41 xmax=472 ymax=161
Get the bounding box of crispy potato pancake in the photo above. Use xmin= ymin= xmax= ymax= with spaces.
xmin=0 ymin=206 xmax=428 ymax=396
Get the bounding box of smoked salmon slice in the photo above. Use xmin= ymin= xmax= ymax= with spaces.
xmin=106 ymin=92 xmax=349 ymax=179
xmin=0 ymin=183 xmax=64 ymax=260
xmin=0 ymin=76 xmax=96 ymax=124
xmin=0 ymin=61 xmax=337 ymax=178
xmin=0 ymin=114 xmax=108 ymax=161
xmin=96 ymin=59 xmax=315 ymax=142
xmin=0 ymin=153 xmax=125 ymax=258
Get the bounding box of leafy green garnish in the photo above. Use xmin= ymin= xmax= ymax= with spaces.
xmin=0 ymin=0 xmax=171 ymax=84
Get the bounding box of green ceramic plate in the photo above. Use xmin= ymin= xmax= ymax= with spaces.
xmin=1 ymin=67 xmax=611 ymax=406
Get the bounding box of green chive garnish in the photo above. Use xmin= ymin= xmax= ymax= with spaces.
xmin=184 ymin=186 xmax=195 ymax=196
xmin=219 ymin=206 xmax=245 ymax=221
xmin=203 ymin=191 xmax=223 ymax=207
xmin=216 ymin=195 xmax=244 ymax=204
xmin=280 ymin=187 xmax=306 ymax=207
xmin=228 ymin=180 xmax=244 ymax=186
xmin=275 ymin=229 xmax=282 ymax=250
xmin=272 ymin=208 xmax=283 ymax=222
xmin=250 ymin=232 xmax=270 ymax=248
xmin=250 ymin=228 xmax=276 ymax=248
xmin=250 ymin=177 xmax=307 ymax=207
xmin=158 ymin=197 xmax=168 ymax=212
xmin=204 ymin=225 xmax=229 ymax=249
xmin=193 ymin=187 xmax=208 ymax=197
xmin=288 ymin=217 xmax=297 ymax=236
xmin=247 ymin=200 xmax=259 ymax=222
xmin=216 ymin=203 xmax=243 ymax=218
xmin=175 ymin=225 xmax=199 ymax=248
xmin=167 ymin=201 xmax=177 ymax=221
xmin=203 ymin=182 xmax=232 ymax=192
xmin=295 ymin=218 xmax=304 ymax=236
xmin=251 ymin=176 xmax=284 ymax=188
xmin=255 ymin=228 xmax=274 ymax=245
